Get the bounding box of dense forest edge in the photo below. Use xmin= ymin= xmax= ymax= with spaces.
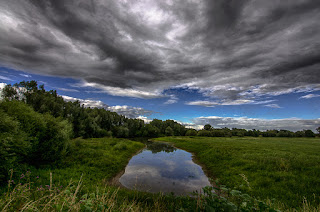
xmin=1 ymin=81 xmax=320 ymax=211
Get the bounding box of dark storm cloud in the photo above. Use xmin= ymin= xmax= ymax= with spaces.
xmin=0 ymin=0 xmax=320 ymax=99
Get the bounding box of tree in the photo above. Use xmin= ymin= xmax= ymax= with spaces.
xmin=197 ymin=130 xmax=212 ymax=137
xmin=204 ymin=124 xmax=212 ymax=131
xmin=1 ymin=84 xmax=18 ymax=100
xmin=185 ymin=129 xmax=197 ymax=136
xmin=116 ymin=126 xmax=129 ymax=138
xmin=165 ymin=126 xmax=174 ymax=136
xmin=317 ymin=127 xmax=320 ymax=134
xmin=304 ymin=130 xmax=315 ymax=138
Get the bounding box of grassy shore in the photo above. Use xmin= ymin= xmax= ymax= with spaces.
xmin=15 ymin=137 xmax=146 ymax=192
xmin=154 ymin=136 xmax=320 ymax=209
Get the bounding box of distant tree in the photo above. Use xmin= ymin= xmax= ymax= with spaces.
xmin=142 ymin=124 xmax=160 ymax=137
xmin=295 ymin=131 xmax=305 ymax=137
xmin=317 ymin=127 xmax=320 ymax=134
xmin=116 ymin=126 xmax=130 ymax=138
xmin=185 ymin=129 xmax=197 ymax=136
xmin=165 ymin=126 xmax=174 ymax=136
xmin=204 ymin=124 xmax=212 ymax=131
xmin=304 ymin=130 xmax=315 ymax=138
xmin=197 ymin=130 xmax=212 ymax=137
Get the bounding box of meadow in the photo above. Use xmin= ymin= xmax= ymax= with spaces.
xmin=0 ymin=138 xmax=201 ymax=211
xmin=154 ymin=136 xmax=320 ymax=208
xmin=1 ymin=136 xmax=320 ymax=211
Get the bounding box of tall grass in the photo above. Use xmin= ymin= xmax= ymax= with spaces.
xmin=0 ymin=172 xmax=144 ymax=211
xmin=2 ymin=171 xmax=319 ymax=211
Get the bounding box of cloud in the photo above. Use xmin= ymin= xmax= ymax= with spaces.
xmin=137 ymin=116 xmax=152 ymax=123
xmin=0 ymin=75 xmax=12 ymax=81
xmin=192 ymin=116 xmax=320 ymax=132
xmin=19 ymin=74 xmax=31 ymax=78
xmin=61 ymin=95 xmax=152 ymax=118
xmin=264 ymin=104 xmax=282 ymax=108
xmin=186 ymin=99 xmax=276 ymax=107
xmin=0 ymin=82 xmax=6 ymax=90
xmin=299 ymin=94 xmax=320 ymax=99
xmin=62 ymin=95 xmax=109 ymax=108
xmin=164 ymin=95 xmax=178 ymax=104
xmin=55 ymin=87 xmax=79 ymax=92
xmin=0 ymin=0 xmax=319 ymax=101
xmin=72 ymin=81 xmax=164 ymax=99
xmin=108 ymin=105 xmax=153 ymax=118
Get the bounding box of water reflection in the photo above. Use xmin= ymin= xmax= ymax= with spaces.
xmin=119 ymin=142 xmax=211 ymax=195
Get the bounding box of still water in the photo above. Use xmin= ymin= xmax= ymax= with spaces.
xmin=119 ymin=141 xmax=211 ymax=195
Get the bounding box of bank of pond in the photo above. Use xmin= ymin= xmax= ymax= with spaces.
xmin=1 ymin=136 xmax=320 ymax=211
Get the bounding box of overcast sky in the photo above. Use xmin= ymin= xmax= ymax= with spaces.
xmin=0 ymin=0 xmax=320 ymax=131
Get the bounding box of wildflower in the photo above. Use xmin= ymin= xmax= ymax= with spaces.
xmin=20 ymin=174 xmax=25 ymax=179
xmin=36 ymin=176 xmax=39 ymax=179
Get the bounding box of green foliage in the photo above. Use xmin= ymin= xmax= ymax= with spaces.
xmin=113 ymin=141 xmax=128 ymax=150
xmin=197 ymin=183 xmax=280 ymax=212
xmin=165 ymin=126 xmax=174 ymax=136
xmin=142 ymin=124 xmax=160 ymax=137
xmin=36 ymin=114 xmax=72 ymax=163
xmin=204 ymin=124 xmax=212 ymax=131
xmin=185 ymin=129 xmax=197 ymax=136
xmin=1 ymin=84 xmax=18 ymax=100
xmin=0 ymin=100 xmax=72 ymax=166
xmin=116 ymin=126 xmax=130 ymax=138
xmin=197 ymin=130 xmax=212 ymax=137
xmin=3 ymin=81 xmax=189 ymax=139
xmin=305 ymin=129 xmax=315 ymax=137
xmin=155 ymin=136 xmax=320 ymax=208
xmin=0 ymin=109 xmax=28 ymax=184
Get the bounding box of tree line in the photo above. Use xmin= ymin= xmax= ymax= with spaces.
xmin=1 ymin=81 xmax=318 ymax=140
xmin=194 ymin=124 xmax=318 ymax=138
xmin=1 ymin=81 xmax=188 ymax=138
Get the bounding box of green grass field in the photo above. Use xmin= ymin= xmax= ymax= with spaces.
xmin=2 ymin=136 xmax=320 ymax=211
xmin=0 ymin=138 xmax=201 ymax=211
xmin=154 ymin=136 xmax=320 ymax=208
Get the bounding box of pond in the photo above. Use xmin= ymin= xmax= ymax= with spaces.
xmin=119 ymin=141 xmax=212 ymax=195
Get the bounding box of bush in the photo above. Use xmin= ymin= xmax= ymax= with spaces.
xmin=0 ymin=109 xmax=29 ymax=184
xmin=197 ymin=130 xmax=212 ymax=137
xmin=0 ymin=101 xmax=72 ymax=165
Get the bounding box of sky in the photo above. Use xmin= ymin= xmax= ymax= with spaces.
xmin=0 ymin=0 xmax=320 ymax=131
